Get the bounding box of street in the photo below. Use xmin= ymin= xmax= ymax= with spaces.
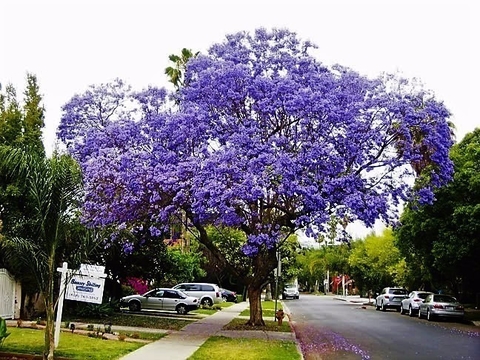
xmin=284 ymin=294 xmax=480 ymax=360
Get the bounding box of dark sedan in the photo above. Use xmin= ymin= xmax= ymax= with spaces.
xmin=220 ymin=288 xmax=238 ymax=302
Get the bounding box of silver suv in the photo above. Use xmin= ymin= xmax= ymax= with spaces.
xmin=375 ymin=287 xmax=408 ymax=311
xmin=173 ymin=282 xmax=222 ymax=306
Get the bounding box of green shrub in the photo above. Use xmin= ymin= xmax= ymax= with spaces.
xmin=75 ymin=302 xmax=117 ymax=318
xmin=0 ymin=316 xmax=11 ymax=348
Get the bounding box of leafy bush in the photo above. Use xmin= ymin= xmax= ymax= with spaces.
xmin=74 ymin=301 xmax=118 ymax=318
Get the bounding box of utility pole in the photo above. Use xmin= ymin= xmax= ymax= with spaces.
xmin=274 ymin=247 xmax=281 ymax=321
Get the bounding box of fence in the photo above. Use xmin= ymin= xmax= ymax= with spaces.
xmin=0 ymin=269 xmax=17 ymax=319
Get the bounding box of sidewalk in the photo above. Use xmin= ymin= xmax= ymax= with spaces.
xmin=119 ymin=301 xmax=296 ymax=360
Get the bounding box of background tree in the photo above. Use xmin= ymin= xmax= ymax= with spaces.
xmin=22 ymin=73 xmax=45 ymax=156
xmin=59 ymin=28 xmax=454 ymax=326
xmin=0 ymin=74 xmax=46 ymax=302
xmin=0 ymin=149 xmax=93 ymax=360
xmin=348 ymin=229 xmax=406 ymax=295
xmin=297 ymin=244 xmax=350 ymax=293
xmin=394 ymin=128 xmax=480 ymax=300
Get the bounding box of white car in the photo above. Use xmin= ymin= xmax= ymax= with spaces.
xmin=400 ymin=291 xmax=433 ymax=316
xmin=120 ymin=288 xmax=199 ymax=314
xmin=282 ymin=284 xmax=300 ymax=299
xmin=375 ymin=287 xmax=408 ymax=311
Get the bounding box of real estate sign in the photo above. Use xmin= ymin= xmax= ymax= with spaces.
xmin=64 ymin=263 xmax=106 ymax=304
xmin=65 ymin=275 xmax=105 ymax=304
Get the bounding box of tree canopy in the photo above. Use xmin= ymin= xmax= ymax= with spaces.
xmin=394 ymin=128 xmax=480 ymax=300
xmin=58 ymin=28 xmax=455 ymax=324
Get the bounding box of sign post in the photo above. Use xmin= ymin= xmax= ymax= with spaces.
xmin=54 ymin=262 xmax=68 ymax=348
xmin=55 ymin=263 xmax=106 ymax=348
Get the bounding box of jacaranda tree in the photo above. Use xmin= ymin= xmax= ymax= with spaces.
xmin=58 ymin=28 xmax=454 ymax=325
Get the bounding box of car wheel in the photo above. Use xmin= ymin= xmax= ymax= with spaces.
xmin=201 ymin=298 xmax=213 ymax=307
xmin=399 ymin=306 xmax=404 ymax=314
xmin=408 ymin=306 xmax=414 ymax=317
xmin=176 ymin=304 xmax=187 ymax=315
xmin=128 ymin=301 xmax=140 ymax=312
xmin=418 ymin=309 xmax=423 ymax=319
xmin=375 ymin=302 xmax=380 ymax=311
xmin=427 ymin=309 xmax=434 ymax=321
xmin=381 ymin=302 xmax=386 ymax=311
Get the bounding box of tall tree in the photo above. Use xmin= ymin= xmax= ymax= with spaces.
xmin=0 ymin=148 xmax=92 ymax=360
xmin=348 ymin=229 xmax=405 ymax=295
xmin=394 ymin=128 xmax=480 ymax=300
xmin=0 ymin=84 xmax=23 ymax=146
xmin=59 ymin=28 xmax=454 ymax=325
xmin=23 ymin=73 xmax=45 ymax=156
xmin=0 ymin=75 xmax=46 ymax=271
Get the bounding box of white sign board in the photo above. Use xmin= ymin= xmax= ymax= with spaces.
xmin=79 ymin=264 xmax=106 ymax=276
xmin=65 ymin=273 xmax=105 ymax=304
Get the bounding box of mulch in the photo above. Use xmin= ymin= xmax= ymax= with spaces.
xmin=0 ymin=353 xmax=70 ymax=360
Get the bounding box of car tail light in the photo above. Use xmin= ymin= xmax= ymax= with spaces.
xmin=384 ymin=295 xmax=389 ymax=299
xmin=216 ymin=292 xmax=220 ymax=297
xmin=193 ymin=299 xmax=198 ymax=303
xmin=433 ymin=304 xmax=444 ymax=309
xmin=413 ymin=299 xmax=421 ymax=302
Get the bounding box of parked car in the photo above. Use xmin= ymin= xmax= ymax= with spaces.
xmin=120 ymin=288 xmax=199 ymax=314
xmin=220 ymin=288 xmax=238 ymax=302
xmin=282 ymin=283 xmax=300 ymax=300
xmin=400 ymin=291 xmax=433 ymax=316
xmin=418 ymin=294 xmax=464 ymax=321
xmin=173 ymin=282 xmax=222 ymax=306
xmin=375 ymin=287 xmax=408 ymax=311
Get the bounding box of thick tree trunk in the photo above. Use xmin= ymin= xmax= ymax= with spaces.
xmin=246 ymin=285 xmax=265 ymax=326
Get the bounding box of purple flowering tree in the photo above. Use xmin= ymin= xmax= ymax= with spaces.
xmin=59 ymin=28 xmax=454 ymax=325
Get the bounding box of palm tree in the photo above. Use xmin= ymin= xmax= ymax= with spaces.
xmin=0 ymin=148 xmax=94 ymax=360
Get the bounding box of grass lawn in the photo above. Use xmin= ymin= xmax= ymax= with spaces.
xmin=187 ymin=336 xmax=301 ymax=360
xmin=191 ymin=301 xmax=234 ymax=315
xmin=0 ymin=327 xmax=146 ymax=360
xmin=67 ymin=313 xmax=192 ymax=331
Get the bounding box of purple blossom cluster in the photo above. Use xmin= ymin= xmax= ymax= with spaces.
xmin=59 ymin=28 xmax=454 ymax=257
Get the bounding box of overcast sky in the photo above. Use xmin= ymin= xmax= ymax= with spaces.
xmin=1 ymin=0 xmax=477 ymax=238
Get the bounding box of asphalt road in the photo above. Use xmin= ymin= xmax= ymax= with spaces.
xmin=284 ymin=294 xmax=480 ymax=360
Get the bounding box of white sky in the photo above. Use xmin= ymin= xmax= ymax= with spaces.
xmin=1 ymin=0 xmax=478 ymax=238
